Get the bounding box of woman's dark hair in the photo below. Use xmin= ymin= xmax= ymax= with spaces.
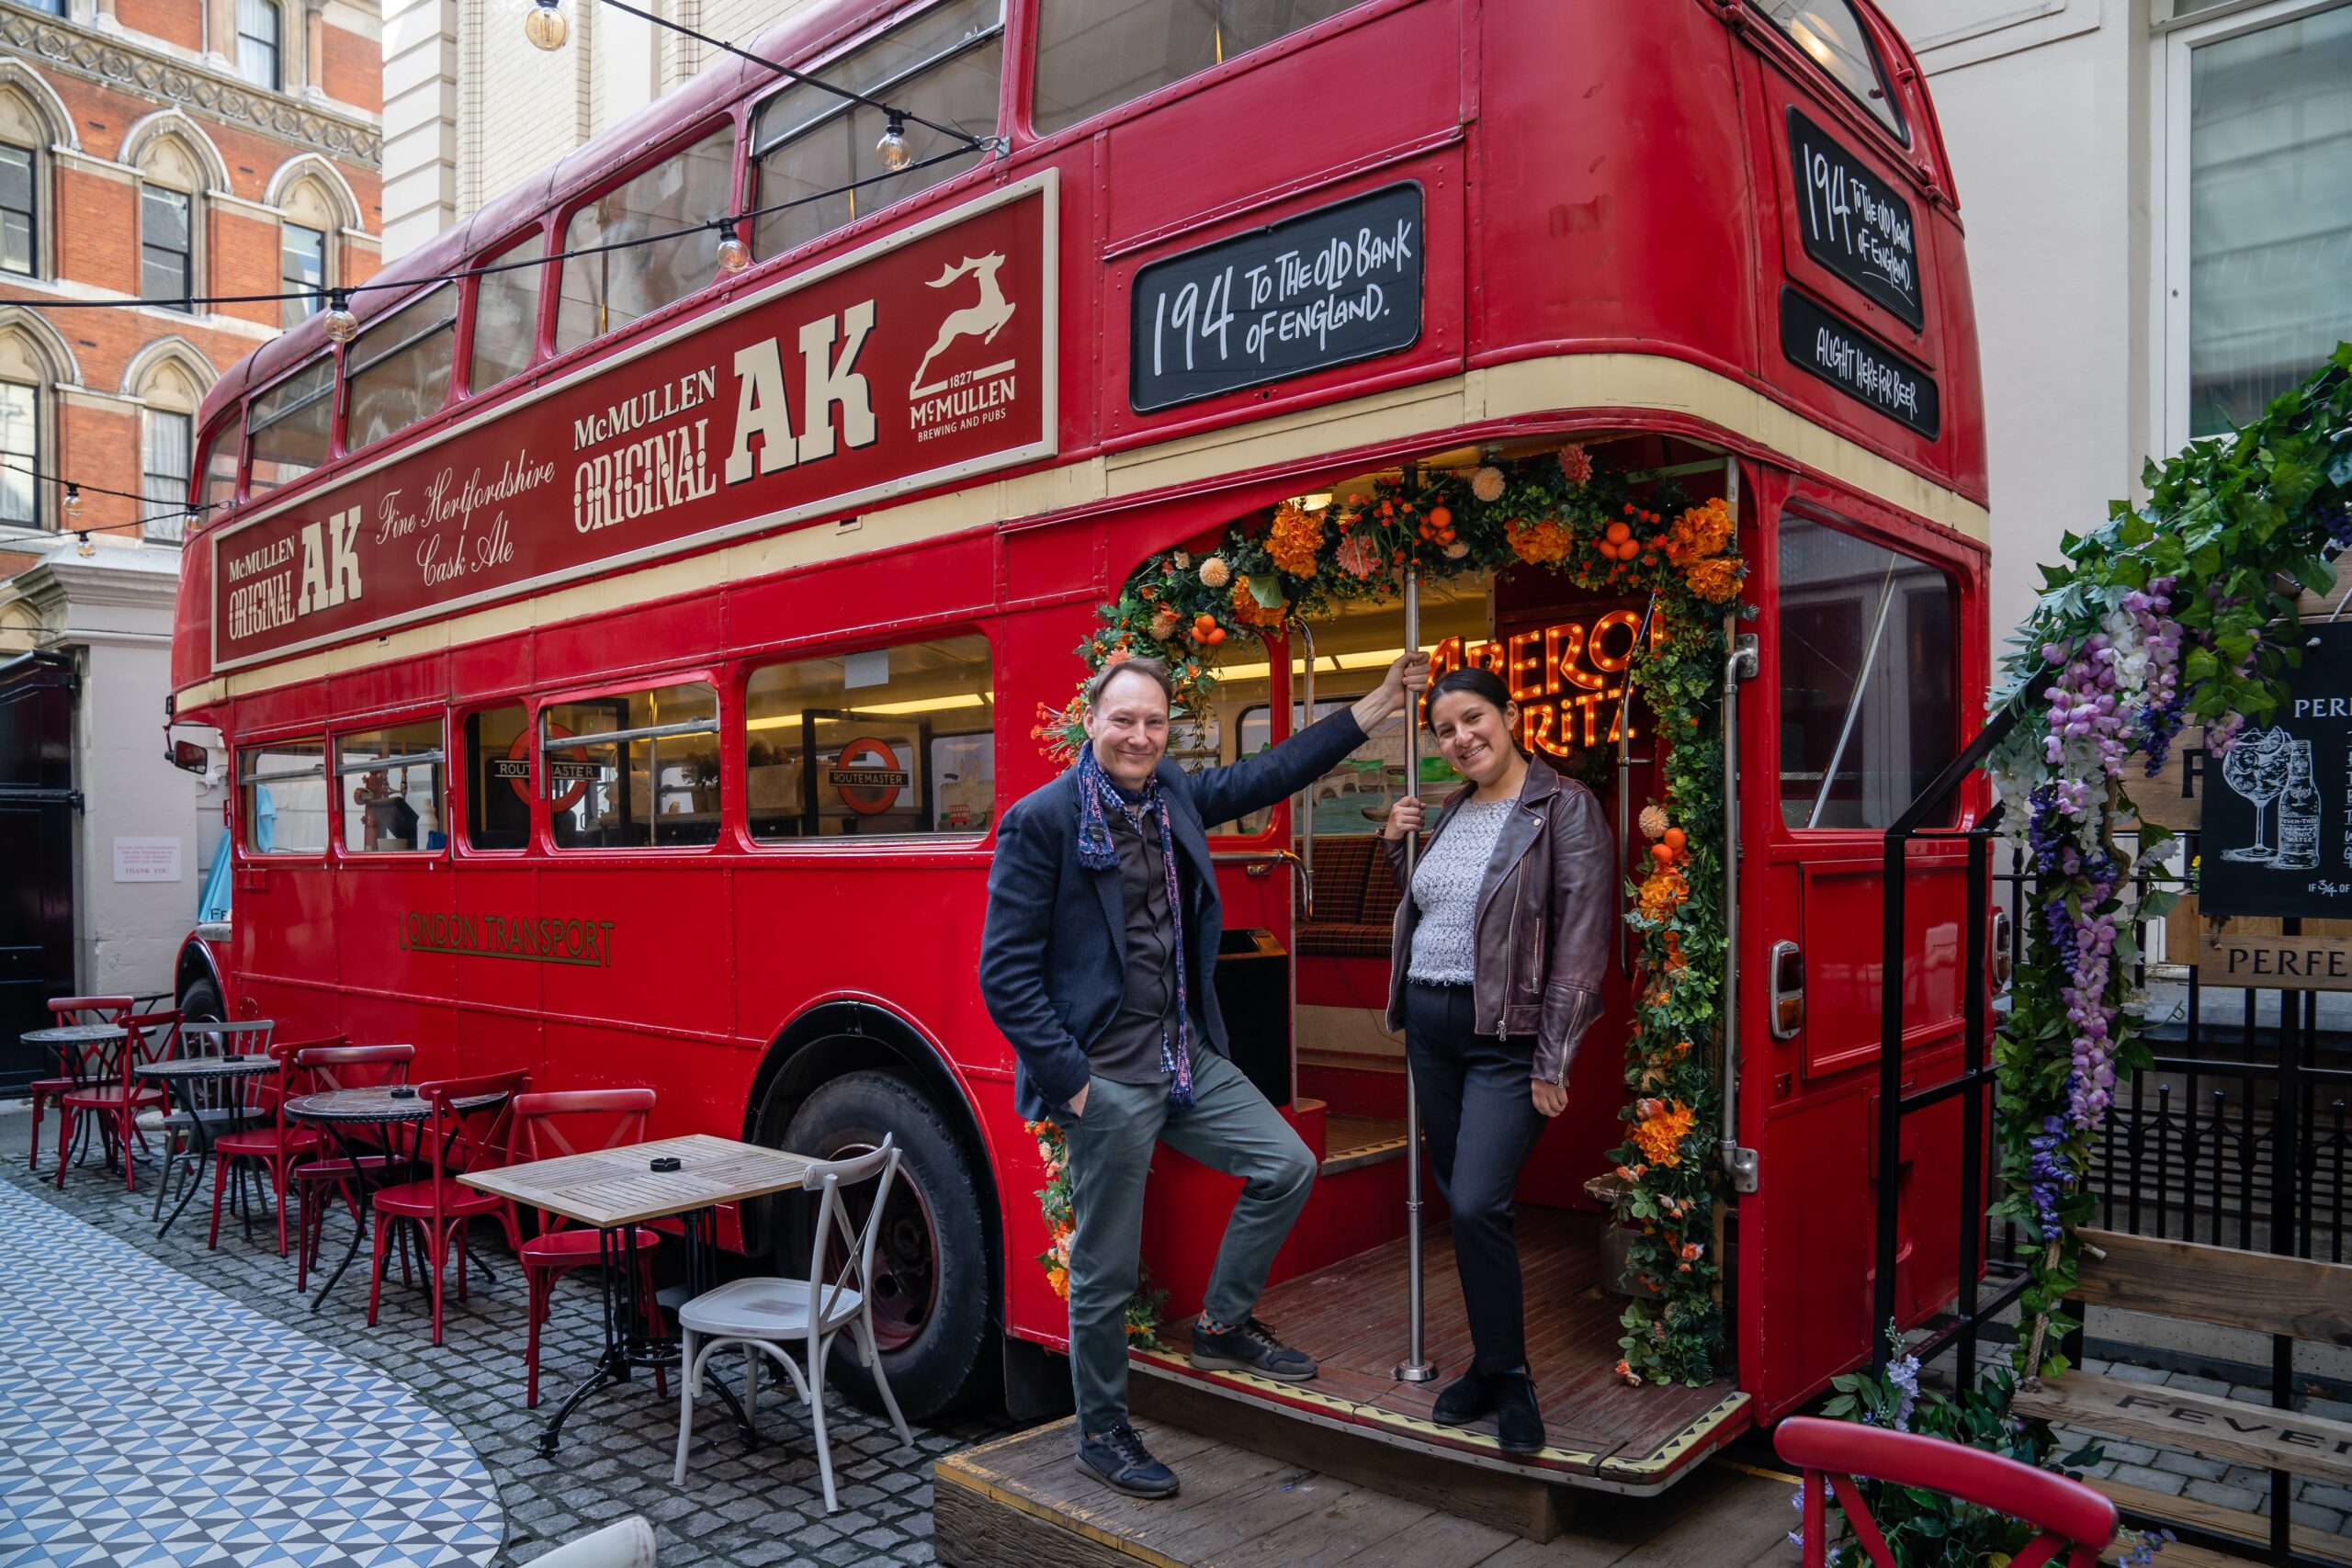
xmin=1425 ymin=667 xmax=1528 ymax=754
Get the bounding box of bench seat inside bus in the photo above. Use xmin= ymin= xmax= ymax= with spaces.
xmin=1293 ymin=836 xmax=1408 ymax=1025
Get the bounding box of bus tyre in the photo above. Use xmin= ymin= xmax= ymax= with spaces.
xmin=179 ymin=977 xmax=224 ymax=1024
xmin=782 ymin=1071 xmax=993 ymax=1422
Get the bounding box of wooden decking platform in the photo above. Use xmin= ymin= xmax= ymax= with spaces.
xmin=933 ymin=1416 xmax=1803 ymax=1568
xmin=1133 ymin=1209 xmax=1748 ymax=1494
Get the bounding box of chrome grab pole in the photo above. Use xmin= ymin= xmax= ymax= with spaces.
xmin=1395 ymin=562 xmax=1435 ymax=1382
xmin=1717 ymin=458 xmax=1760 ymax=1195
xmin=1292 ymin=618 xmax=1317 ymax=1111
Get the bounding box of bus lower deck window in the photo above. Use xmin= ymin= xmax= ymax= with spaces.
xmin=465 ymin=705 xmax=530 ymax=851
xmin=745 ymin=634 xmax=992 ymax=840
xmin=336 ymin=720 xmax=446 ymax=852
xmin=237 ymin=739 xmax=328 ymax=854
xmin=545 ymin=682 xmax=721 ymax=849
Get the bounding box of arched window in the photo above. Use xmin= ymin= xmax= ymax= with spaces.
xmin=132 ymin=132 xmax=209 ymax=311
xmin=126 ymin=344 xmax=215 ymax=545
xmin=0 ymin=316 xmax=77 ymax=533
xmin=237 ymin=0 xmax=283 ymax=93
xmin=0 ymin=71 xmax=73 ymax=282
xmin=279 ymin=176 xmax=336 ymax=327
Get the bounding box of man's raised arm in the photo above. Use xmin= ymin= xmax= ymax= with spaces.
xmin=1187 ymin=650 xmax=1430 ymax=829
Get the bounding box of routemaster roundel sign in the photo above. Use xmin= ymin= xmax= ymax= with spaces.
xmin=209 ymin=171 xmax=1059 ymax=671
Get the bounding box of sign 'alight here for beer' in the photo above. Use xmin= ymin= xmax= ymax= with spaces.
xmin=1427 ymin=609 xmax=1668 ymax=755
xmin=206 ymin=173 xmax=1059 ymax=672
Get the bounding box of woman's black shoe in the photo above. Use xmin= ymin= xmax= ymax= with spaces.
xmin=1493 ymin=1372 xmax=1545 ymax=1454
xmin=1431 ymin=1370 xmax=1497 ymax=1427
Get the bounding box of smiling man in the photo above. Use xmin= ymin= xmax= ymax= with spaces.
xmin=980 ymin=647 xmax=1427 ymax=1498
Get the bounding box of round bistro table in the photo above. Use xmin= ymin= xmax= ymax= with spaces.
xmin=26 ymin=1024 xmax=133 ymax=1176
xmin=284 ymin=1085 xmax=507 ymax=1312
xmin=132 ymin=1055 xmax=277 ymax=1238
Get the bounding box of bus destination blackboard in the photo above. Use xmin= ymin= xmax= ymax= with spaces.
xmin=1130 ymin=183 xmax=1424 ymax=414
xmin=1780 ymin=288 xmax=1940 ymax=440
xmin=1787 ymin=107 xmax=1924 ymax=332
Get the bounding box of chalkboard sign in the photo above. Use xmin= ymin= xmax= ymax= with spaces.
xmin=2198 ymin=625 xmax=2352 ymax=919
xmin=1780 ymin=288 xmax=1939 ymax=439
xmin=1787 ymin=107 xmax=1924 ymax=332
xmin=1130 ymin=183 xmax=1424 ymax=414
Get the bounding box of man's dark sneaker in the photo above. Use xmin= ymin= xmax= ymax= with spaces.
xmin=1076 ymin=1422 xmax=1180 ymax=1498
xmin=1187 ymin=1315 xmax=1318 ymax=1382
xmin=1431 ymin=1369 xmax=1498 ymax=1427
xmin=1494 ymin=1371 xmax=1545 ymax=1455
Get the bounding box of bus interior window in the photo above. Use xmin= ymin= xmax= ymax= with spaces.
xmin=1031 ymin=0 xmax=1363 ymax=136
xmin=555 ymin=126 xmax=736 ymax=354
xmin=345 ymin=284 xmax=458 ymax=449
xmin=246 ymin=358 xmax=334 ymax=493
xmin=744 ymin=634 xmax=992 ymax=840
xmin=470 ymin=232 xmax=545 ymax=391
xmin=751 ymin=0 xmax=1002 ymax=261
xmin=545 ymin=682 xmax=721 ymax=849
xmin=236 ymin=739 xmax=329 ymax=854
xmin=464 ymin=705 xmax=530 ymax=851
xmin=1776 ymin=515 xmax=1957 ymax=829
xmin=198 ymin=420 xmax=239 ymax=509
xmin=336 ymin=719 xmax=447 ymax=852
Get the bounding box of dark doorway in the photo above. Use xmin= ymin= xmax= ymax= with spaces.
xmin=0 ymin=650 xmax=76 ymax=1097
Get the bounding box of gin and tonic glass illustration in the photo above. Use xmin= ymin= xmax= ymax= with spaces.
xmin=2221 ymin=726 xmax=2296 ymax=862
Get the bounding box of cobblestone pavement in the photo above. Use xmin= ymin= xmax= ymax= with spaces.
xmin=0 ymin=1108 xmax=1018 ymax=1567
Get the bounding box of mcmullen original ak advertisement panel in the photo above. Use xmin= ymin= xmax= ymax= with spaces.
xmin=209 ymin=172 xmax=1059 ymax=671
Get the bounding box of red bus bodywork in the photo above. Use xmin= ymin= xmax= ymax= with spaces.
xmin=170 ymin=0 xmax=1992 ymax=1477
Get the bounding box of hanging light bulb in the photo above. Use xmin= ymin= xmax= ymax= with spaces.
xmin=74 ymin=530 xmax=94 ymax=558
xmin=876 ymin=111 xmax=911 ymax=174
xmin=524 ymin=0 xmax=568 ymax=50
xmin=715 ymin=228 xmax=750 ymax=275
xmin=322 ymin=290 xmax=358 ymax=344
xmin=62 ymin=483 xmax=83 ymax=522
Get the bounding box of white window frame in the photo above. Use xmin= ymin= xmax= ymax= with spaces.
xmin=2154 ymin=0 xmax=2351 ymax=452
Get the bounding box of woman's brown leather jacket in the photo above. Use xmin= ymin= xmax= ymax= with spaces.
xmin=1380 ymin=755 xmax=1615 ymax=1085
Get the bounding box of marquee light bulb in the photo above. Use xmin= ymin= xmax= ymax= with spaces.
xmin=62 ymin=483 xmax=83 ymax=522
xmin=525 ymin=0 xmax=568 ymax=50
xmin=322 ymin=291 xmax=358 ymax=344
xmin=715 ymin=231 xmax=750 ymax=275
xmin=876 ymin=113 xmax=911 ymax=173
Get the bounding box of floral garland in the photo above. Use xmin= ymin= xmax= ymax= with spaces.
xmin=1985 ymin=347 xmax=2352 ymax=1384
xmin=1035 ymin=446 xmax=1746 ymax=1383
xmin=1025 ymin=1118 xmax=1167 ymax=1348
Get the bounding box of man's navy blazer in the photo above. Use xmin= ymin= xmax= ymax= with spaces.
xmin=979 ymin=709 xmax=1370 ymax=1120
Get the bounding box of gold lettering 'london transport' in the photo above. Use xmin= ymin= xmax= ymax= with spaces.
xmin=401 ymin=910 xmax=617 ymax=968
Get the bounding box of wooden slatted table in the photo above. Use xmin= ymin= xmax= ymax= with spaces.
xmin=463 ymin=1133 xmax=817 ymax=1454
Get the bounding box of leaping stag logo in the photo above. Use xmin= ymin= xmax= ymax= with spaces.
xmin=910 ymin=253 xmax=1015 ymax=399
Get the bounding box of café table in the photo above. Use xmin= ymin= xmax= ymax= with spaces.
xmin=461 ymin=1132 xmax=816 ymax=1455
xmin=26 ymin=1023 xmax=132 ymax=1175
xmin=284 ymin=1081 xmax=508 ymax=1312
xmin=130 ymin=1054 xmax=276 ymax=1238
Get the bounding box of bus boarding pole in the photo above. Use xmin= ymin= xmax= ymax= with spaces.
xmin=1395 ymin=561 xmax=1435 ymax=1384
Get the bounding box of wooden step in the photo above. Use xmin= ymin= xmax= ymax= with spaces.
xmin=1321 ymin=1114 xmax=1410 ymax=1174
xmin=933 ymin=1416 xmax=1805 ymax=1568
xmin=2011 ymin=1371 xmax=2352 ymax=1488
xmin=2094 ymin=1479 xmax=2352 ymax=1567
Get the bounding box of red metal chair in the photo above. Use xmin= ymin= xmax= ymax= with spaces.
xmin=509 ymin=1089 xmax=668 ymax=1407
xmin=28 ymin=996 xmax=132 ymax=1174
xmin=1777 ymin=1416 xmax=2120 ymax=1568
xmin=205 ymin=1031 xmax=325 ymax=1255
xmin=368 ymin=1070 xmax=528 ymax=1345
xmin=285 ymin=1039 xmax=412 ymax=1290
xmin=55 ymin=1010 xmax=178 ymax=1191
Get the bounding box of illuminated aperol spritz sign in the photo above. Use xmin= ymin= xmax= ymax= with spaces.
xmin=1426 ymin=609 xmax=1668 ymax=756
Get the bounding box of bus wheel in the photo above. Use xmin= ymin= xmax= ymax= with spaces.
xmin=179 ymin=977 xmax=224 ymax=1024
xmin=782 ymin=1071 xmax=992 ymax=1422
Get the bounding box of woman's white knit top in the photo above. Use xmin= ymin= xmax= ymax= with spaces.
xmin=1407 ymin=796 xmax=1514 ymax=984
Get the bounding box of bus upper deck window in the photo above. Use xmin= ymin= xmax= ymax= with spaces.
xmin=544 ymin=682 xmax=720 ymax=849
xmin=464 ymin=705 xmax=530 ymax=851
xmin=346 ymin=284 xmax=457 ymax=450
xmin=470 ymin=233 xmax=543 ymax=392
xmin=1776 ymin=516 xmax=1954 ymax=830
xmin=336 ymin=720 xmax=447 ymax=852
xmin=744 ymin=634 xmax=992 ymax=840
xmin=751 ymin=0 xmax=1001 ymax=261
xmin=1033 ymin=0 xmax=1362 ymax=137
xmin=237 ymin=739 xmax=328 ymax=854
xmin=554 ymin=127 xmax=735 ymax=355
xmin=246 ymin=359 xmax=334 ymax=494
xmin=1753 ymin=1 xmax=1908 ymax=142
xmin=198 ymin=421 xmax=239 ymax=510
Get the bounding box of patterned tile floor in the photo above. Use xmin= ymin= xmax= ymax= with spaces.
xmin=0 ymin=1178 xmax=503 ymax=1568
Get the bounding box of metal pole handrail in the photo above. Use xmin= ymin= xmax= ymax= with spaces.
xmin=1395 ymin=560 xmax=1434 ymax=1383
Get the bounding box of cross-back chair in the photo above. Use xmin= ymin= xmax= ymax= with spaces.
xmin=284 ymin=1039 xmax=413 ymax=1290
xmin=145 ymin=1018 xmax=277 ymax=1228
xmin=28 ymin=996 xmax=131 ymax=1174
xmin=368 ymin=1070 xmax=528 ymax=1345
xmin=56 ymin=1009 xmax=179 ymax=1191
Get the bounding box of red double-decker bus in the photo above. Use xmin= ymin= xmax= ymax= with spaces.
xmin=168 ymin=0 xmax=1991 ymax=1491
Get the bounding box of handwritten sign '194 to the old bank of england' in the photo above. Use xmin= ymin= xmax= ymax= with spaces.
xmin=1128 ymin=183 xmax=1424 ymax=414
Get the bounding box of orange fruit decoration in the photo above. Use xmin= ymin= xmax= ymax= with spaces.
xmin=1651 ymin=841 xmax=1677 ymax=865
xmin=1663 ymin=827 xmax=1687 ymax=852
xmin=1605 ymin=521 xmax=1632 ymax=544
xmin=1428 ymin=505 xmax=1452 ymax=532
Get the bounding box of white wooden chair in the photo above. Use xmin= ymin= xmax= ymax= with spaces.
xmin=670 ymin=1136 xmax=913 ymax=1510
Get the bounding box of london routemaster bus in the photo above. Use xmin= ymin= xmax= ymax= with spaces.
xmin=166 ymin=0 xmax=1991 ymax=1494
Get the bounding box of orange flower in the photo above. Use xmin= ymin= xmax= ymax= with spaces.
xmin=1268 ymin=501 xmax=1326 ymax=576
xmin=1666 ymin=497 xmax=1735 ymax=566
xmin=1506 ymin=516 xmax=1574 ymax=566
xmin=1630 ymin=1099 xmax=1695 ymax=1168
xmin=1046 ymin=1264 xmax=1070 ymax=1300
xmin=1685 ymin=556 xmax=1743 ymax=603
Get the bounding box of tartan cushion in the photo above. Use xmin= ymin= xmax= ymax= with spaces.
xmin=1296 ymin=921 xmax=1397 ymax=960
xmin=1303 ymin=836 xmax=1374 ymax=926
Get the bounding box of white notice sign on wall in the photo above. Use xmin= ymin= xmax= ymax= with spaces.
xmin=112 ymin=837 xmax=184 ymax=883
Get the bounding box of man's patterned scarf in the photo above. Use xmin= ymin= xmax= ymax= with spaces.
xmin=1076 ymin=746 xmax=1196 ymax=1108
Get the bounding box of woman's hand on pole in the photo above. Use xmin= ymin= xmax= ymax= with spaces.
xmin=1381 ymin=794 xmax=1424 ymax=840
xmin=1532 ymin=1079 xmax=1567 ymax=1118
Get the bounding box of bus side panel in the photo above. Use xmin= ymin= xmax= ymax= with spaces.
xmin=537 ymin=863 xmax=733 ymax=1106
xmin=332 ymin=858 xmax=460 ymax=1075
